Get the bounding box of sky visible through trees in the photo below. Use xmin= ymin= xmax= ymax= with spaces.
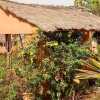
xmin=10 ymin=0 xmax=74 ymax=6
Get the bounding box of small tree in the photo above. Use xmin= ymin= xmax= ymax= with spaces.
xmin=74 ymin=0 xmax=100 ymax=16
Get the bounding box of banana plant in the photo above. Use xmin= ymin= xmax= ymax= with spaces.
xmin=74 ymin=57 xmax=100 ymax=83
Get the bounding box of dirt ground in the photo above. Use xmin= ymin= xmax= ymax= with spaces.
xmin=84 ymin=88 xmax=100 ymax=100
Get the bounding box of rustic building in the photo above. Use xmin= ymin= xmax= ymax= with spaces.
xmin=0 ymin=0 xmax=100 ymax=53
xmin=0 ymin=0 xmax=100 ymax=32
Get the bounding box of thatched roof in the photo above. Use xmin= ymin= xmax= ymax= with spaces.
xmin=0 ymin=0 xmax=100 ymax=32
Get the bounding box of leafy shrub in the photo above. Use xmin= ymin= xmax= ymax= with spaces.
xmin=0 ymin=31 xmax=99 ymax=100
xmin=0 ymin=67 xmax=5 ymax=79
xmin=29 ymin=40 xmax=94 ymax=100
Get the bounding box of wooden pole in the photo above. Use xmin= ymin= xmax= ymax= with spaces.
xmin=5 ymin=34 xmax=12 ymax=68
xmin=81 ymin=31 xmax=98 ymax=53
xmin=19 ymin=34 xmax=24 ymax=49
xmin=81 ymin=31 xmax=94 ymax=44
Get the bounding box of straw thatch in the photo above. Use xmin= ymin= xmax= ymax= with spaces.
xmin=0 ymin=0 xmax=100 ymax=32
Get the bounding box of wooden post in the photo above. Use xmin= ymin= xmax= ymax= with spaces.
xmin=81 ymin=31 xmax=94 ymax=44
xmin=19 ymin=34 xmax=24 ymax=49
xmin=81 ymin=31 xmax=98 ymax=53
xmin=5 ymin=34 xmax=12 ymax=68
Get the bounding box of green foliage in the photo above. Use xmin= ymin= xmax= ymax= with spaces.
xmin=0 ymin=67 xmax=5 ymax=79
xmin=75 ymin=0 xmax=100 ymax=15
xmin=0 ymin=39 xmax=38 ymax=99
xmin=0 ymin=79 xmax=17 ymax=100
xmin=20 ymin=40 xmax=37 ymax=66
xmin=29 ymin=40 xmax=94 ymax=99
xmin=5 ymin=83 xmax=17 ymax=100
xmin=98 ymin=45 xmax=100 ymax=54
xmin=0 ymin=31 xmax=100 ymax=99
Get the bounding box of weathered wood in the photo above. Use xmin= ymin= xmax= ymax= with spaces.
xmin=81 ymin=31 xmax=98 ymax=54
xmin=5 ymin=34 xmax=12 ymax=52
xmin=19 ymin=34 xmax=24 ymax=49
xmin=81 ymin=31 xmax=94 ymax=43
xmin=5 ymin=34 xmax=12 ymax=68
